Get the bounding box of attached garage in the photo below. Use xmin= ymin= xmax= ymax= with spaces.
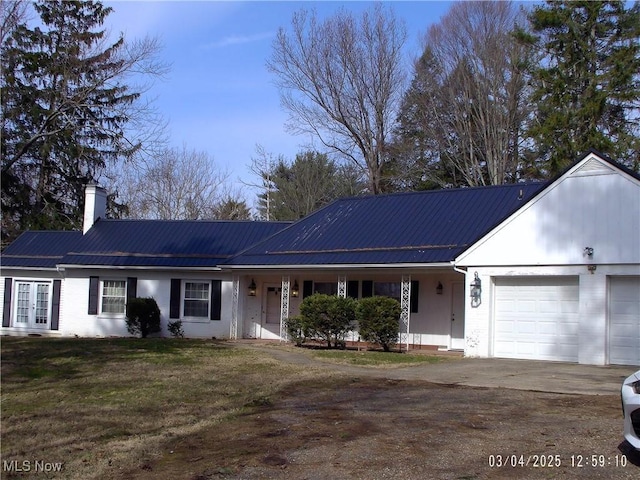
xmin=609 ymin=276 xmax=640 ymax=366
xmin=493 ymin=276 xmax=579 ymax=362
xmin=454 ymin=151 xmax=640 ymax=365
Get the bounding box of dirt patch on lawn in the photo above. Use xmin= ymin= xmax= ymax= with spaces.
xmin=126 ymin=377 xmax=639 ymax=480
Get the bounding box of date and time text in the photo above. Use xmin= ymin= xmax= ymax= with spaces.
xmin=488 ymin=453 xmax=629 ymax=468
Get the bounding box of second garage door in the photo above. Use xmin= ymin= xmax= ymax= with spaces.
xmin=494 ymin=276 xmax=579 ymax=362
xmin=609 ymin=276 xmax=640 ymax=366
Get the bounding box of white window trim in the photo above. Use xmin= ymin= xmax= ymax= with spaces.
xmin=99 ymin=279 xmax=127 ymax=317
xmin=181 ymin=280 xmax=210 ymax=323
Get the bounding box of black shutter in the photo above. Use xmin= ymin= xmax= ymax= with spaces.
xmin=170 ymin=279 xmax=181 ymax=319
xmin=127 ymin=277 xmax=137 ymax=302
xmin=302 ymin=280 xmax=313 ymax=298
xmin=362 ymin=280 xmax=373 ymax=298
xmin=50 ymin=280 xmax=61 ymax=330
xmin=88 ymin=276 xmax=99 ymax=315
xmin=347 ymin=280 xmax=359 ymax=299
xmin=410 ymin=280 xmax=420 ymax=313
xmin=210 ymin=280 xmax=222 ymax=321
xmin=2 ymin=278 xmax=12 ymax=327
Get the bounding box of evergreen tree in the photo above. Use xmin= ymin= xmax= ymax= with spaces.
xmin=1 ymin=0 xmax=164 ymax=245
xmin=256 ymin=151 xmax=364 ymax=221
xmin=528 ymin=0 xmax=640 ymax=174
xmin=212 ymin=198 xmax=252 ymax=221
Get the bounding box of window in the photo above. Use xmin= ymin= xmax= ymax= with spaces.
xmin=313 ymin=282 xmax=337 ymax=296
xmin=169 ymin=279 xmax=221 ymax=321
xmin=374 ymin=282 xmax=401 ymax=303
xmin=101 ymin=280 xmax=126 ymax=314
xmin=184 ymin=282 xmax=209 ymax=318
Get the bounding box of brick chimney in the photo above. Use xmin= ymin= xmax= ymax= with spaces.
xmin=83 ymin=183 xmax=107 ymax=234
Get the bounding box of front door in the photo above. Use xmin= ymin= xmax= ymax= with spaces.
xmin=450 ymin=282 xmax=465 ymax=350
xmin=14 ymin=281 xmax=51 ymax=329
xmin=260 ymin=284 xmax=282 ymax=339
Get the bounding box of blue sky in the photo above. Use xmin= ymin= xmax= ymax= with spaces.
xmin=104 ymin=1 xmax=454 ymax=194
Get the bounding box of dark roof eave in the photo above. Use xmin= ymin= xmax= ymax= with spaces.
xmin=64 ymin=252 xmax=232 ymax=259
xmin=263 ymin=244 xmax=464 ymax=256
xmin=56 ymin=263 xmax=224 ymax=271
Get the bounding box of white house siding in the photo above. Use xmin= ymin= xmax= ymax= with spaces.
xmin=60 ymin=269 xmax=233 ymax=339
xmin=240 ymin=270 xmax=465 ymax=348
xmin=456 ymin=156 xmax=640 ymax=268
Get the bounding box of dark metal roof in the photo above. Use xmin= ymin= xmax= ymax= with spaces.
xmin=224 ymin=183 xmax=547 ymax=267
xmin=59 ymin=220 xmax=291 ymax=268
xmin=2 ymin=231 xmax=84 ymax=269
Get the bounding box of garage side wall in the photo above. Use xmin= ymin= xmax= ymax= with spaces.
xmin=456 ymin=158 xmax=640 ymax=268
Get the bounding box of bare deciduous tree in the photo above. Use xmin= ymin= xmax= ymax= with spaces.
xmin=118 ymin=145 xmax=231 ymax=220
xmin=268 ymin=4 xmax=407 ymax=194
xmin=396 ymin=1 xmax=534 ymax=187
xmin=0 ymin=1 xmax=31 ymax=45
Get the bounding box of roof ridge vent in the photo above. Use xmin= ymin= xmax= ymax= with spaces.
xmin=572 ymin=157 xmax=614 ymax=177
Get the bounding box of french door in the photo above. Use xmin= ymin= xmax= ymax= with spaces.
xmin=14 ymin=281 xmax=51 ymax=329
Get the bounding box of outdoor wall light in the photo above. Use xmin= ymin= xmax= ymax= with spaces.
xmin=248 ymin=279 xmax=257 ymax=296
xmin=436 ymin=282 xmax=443 ymax=295
xmin=470 ymin=272 xmax=482 ymax=307
xmin=584 ymin=247 xmax=594 ymax=257
xmin=291 ymin=280 xmax=299 ymax=298
xmin=588 ymin=265 xmax=597 ymax=274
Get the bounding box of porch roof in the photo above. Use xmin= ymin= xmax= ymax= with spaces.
xmin=224 ymin=182 xmax=547 ymax=267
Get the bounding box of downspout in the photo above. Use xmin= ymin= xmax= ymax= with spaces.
xmin=451 ymin=262 xmax=467 ymax=277
xmin=56 ymin=265 xmax=66 ymax=279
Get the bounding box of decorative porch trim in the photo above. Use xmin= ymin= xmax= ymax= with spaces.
xmin=280 ymin=276 xmax=290 ymax=341
xmin=400 ymin=274 xmax=411 ymax=351
xmin=230 ymin=275 xmax=239 ymax=339
xmin=337 ymin=275 xmax=347 ymax=298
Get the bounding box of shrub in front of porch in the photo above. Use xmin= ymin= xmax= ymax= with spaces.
xmin=126 ymin=297 xmax=161 ymax=338
xmin=356 ymin=296 xmax=401 ymax=352
xmin=299 ymin=294 xmax=357 ymax=348
xmin=285 ymin=316 xmax=308 ymax=346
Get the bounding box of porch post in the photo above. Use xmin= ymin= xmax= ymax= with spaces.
xmin=230 ymin=275 xmax=239 ymax=339
xmin=280 ymin=276 xmax=290 ymax=341
xmin=337 ymin=275 xmax=347 ymax=298
xmin=400 ymin=274 xmax=412 ymax=351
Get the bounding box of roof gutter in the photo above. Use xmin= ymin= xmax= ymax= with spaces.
xmin=221 ymin=262 xmax=453 ymax=271
xmin=451 ymin=262 xmax=468 ymax=276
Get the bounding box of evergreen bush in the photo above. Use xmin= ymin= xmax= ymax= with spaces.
xmin=356 ymin=296 xmax=401 ymax=351
xmin=126 ymin=297 xmax=161 ymax=338
xmin=284 ymin=315 xmax=308 ymax=346
xmin=300 ymin=294 xmax=356 ymax=348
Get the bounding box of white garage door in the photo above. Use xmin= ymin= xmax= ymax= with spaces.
xmin=609 ymin=276 xmax=640 ymax=366
xmin=494 ymin=277 xmax=579 ymax=362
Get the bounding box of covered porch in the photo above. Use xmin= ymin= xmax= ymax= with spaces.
xmin=229 ymin=268 xmax=467 ymax=351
